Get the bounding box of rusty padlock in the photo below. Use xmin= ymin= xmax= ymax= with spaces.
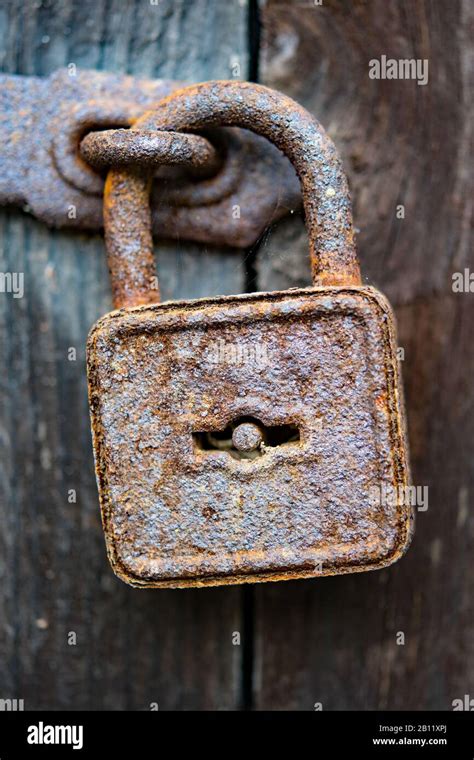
xmin=87 ymin=82 xmax=413 ymax=588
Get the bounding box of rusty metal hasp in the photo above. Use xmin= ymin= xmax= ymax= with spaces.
xmin=0 ymin=69 xmax=299 ymax=247
xmin=87 ymin=81 xmax=414 ymax=589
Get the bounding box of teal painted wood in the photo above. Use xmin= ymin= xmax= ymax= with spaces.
xmin=0 ymin=0 xmax=248 ymax=710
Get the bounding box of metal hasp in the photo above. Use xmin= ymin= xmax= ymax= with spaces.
xmin=87 ymin=81 xmax=414 ymax=588
xmin=0 ymin=69 xmax=299 ymax=247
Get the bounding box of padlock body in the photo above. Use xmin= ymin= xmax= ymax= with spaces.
xmin=87 ymin=286 xmax=413 ymax=588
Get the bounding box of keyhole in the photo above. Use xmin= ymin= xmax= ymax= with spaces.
xmin=193 ymin=416 xmax=300 ymax=460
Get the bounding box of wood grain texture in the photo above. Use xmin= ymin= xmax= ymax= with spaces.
xmin=0 ymin=0 xmax=248 ymax=710
xmin=252 ymin=0 xmax=474 ymax=710
xmin=1 ymin=0 xmax=472 ymax=713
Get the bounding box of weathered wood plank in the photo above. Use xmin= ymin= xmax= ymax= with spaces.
xmin=3 ymin=0 xmax=470 ymax=713
xmin=253 ymin=0 xmax=474 ymax=710
xmin=0 ymin=0 xmax=249 ymax=710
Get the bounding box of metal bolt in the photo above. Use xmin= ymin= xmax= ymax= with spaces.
xmin=80 ymin=128 xmax=220 ymax=171
xmin=232 ymin=422 xmax=264 ymax=452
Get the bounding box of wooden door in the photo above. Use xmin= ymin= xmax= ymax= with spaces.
xmin=0 ymin=0 xmax=472 ymax=711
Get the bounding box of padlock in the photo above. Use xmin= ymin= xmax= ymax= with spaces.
xmin=87 ymin=81 xmax=414 ymax=588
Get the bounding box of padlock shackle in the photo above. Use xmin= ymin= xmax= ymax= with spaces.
xmin=105 ymin=81 xmax=361 ymax=309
